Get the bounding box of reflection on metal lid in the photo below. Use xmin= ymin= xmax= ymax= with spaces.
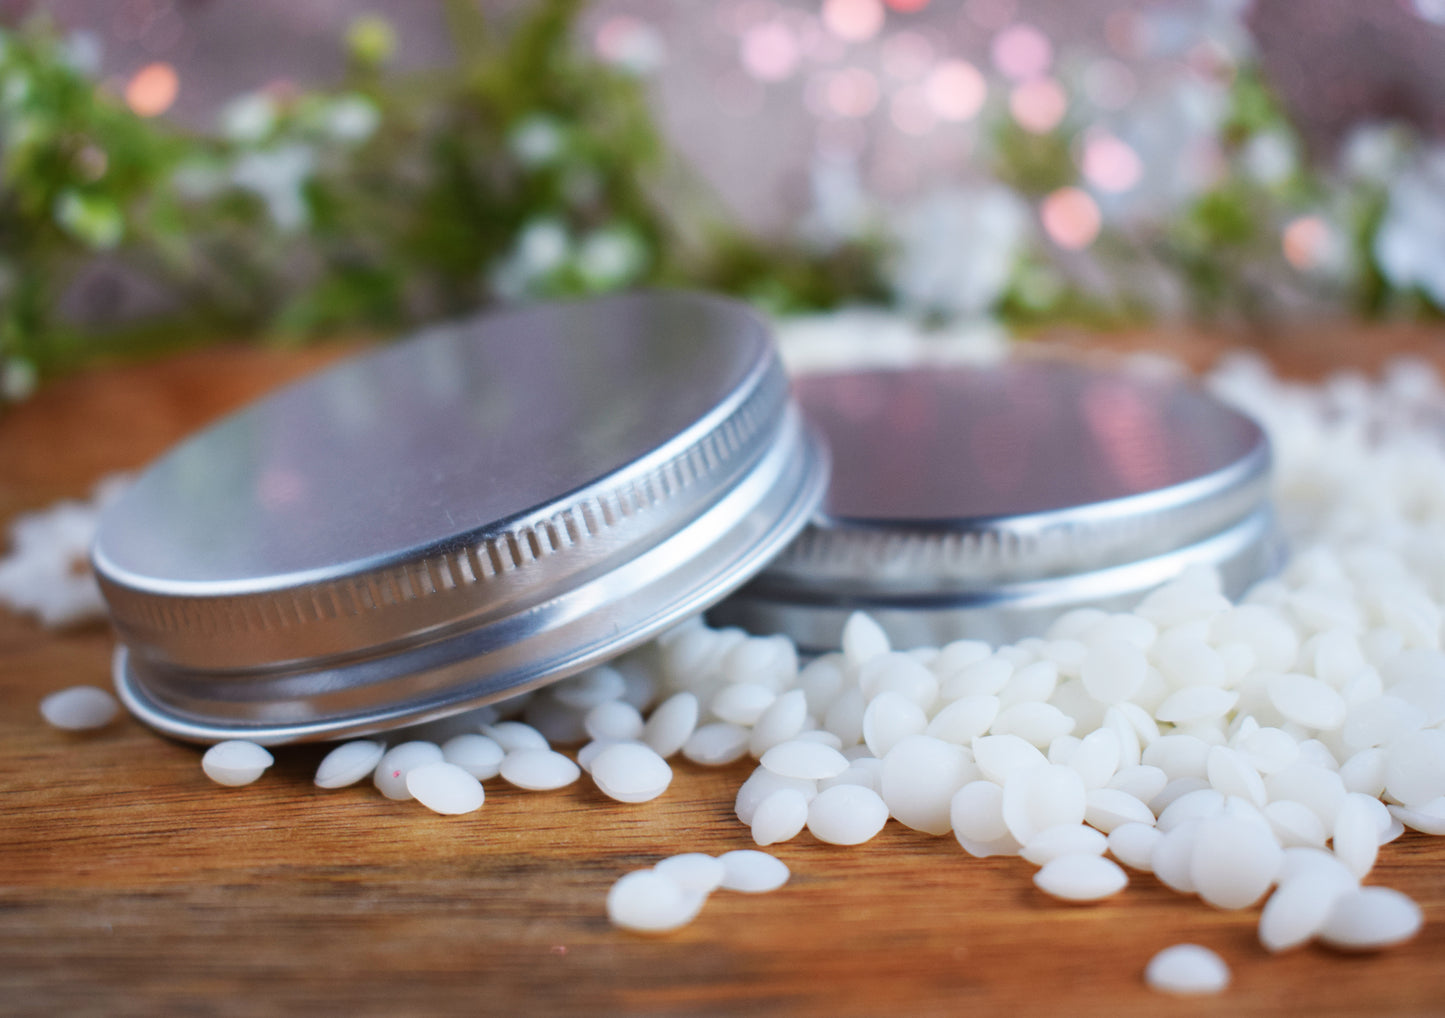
xmin=96 ymin=292 xmax=828 ymax=744
xmin=713 ymin=360 xmax=1283 ymax=650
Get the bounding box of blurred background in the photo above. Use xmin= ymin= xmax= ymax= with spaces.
xmin=1 ymin=0 xmax=1443 ymax=395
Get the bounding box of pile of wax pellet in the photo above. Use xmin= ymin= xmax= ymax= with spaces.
xmin=40 ymin=352 xmax=1445 ymax=995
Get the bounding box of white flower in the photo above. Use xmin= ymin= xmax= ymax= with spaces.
xmin=1340 ymin=123 xmax=1410 ymax=184
xmin=230 ymin=144 xmax=316 ymax=232
xmin=799 ymin=153 xmax=871 ymax=249
xmin=488 ymin=219 xmax=571 ymax=298
xmin=1 ymin=357 xmax=36 ymax=402
xmin=515 ymin=219 xmax=570 ymax=277
xmin=0 ymin=475 xmax=129 ymax=627
xmin=888 ymin=186 xmax=1029 ymax=319
xmin=60 ymin=31 xmax=102 ymax=76
xmin=220 ymin=93 xmax=277 ymax=143
xmin=324 ymin=95 xmax=380 ymax=144
xmin=576 ymin=226 xmax=647 ymax=289
xmin=508 ymin=115 xmax=565 ymax=168
xmin=1373 ymin=147 xmax=1445 ymax=308
xmin=1241 ymin=131 xmax=1296 ymax=186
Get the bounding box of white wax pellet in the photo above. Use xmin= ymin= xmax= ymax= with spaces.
xmin=1153 ymin=687 xmax=1239 ymax=725
xmin=374 ymin=741 xmax=444 ymax=800
xmin=1341 ymin=695 xmax=1424 ymax=751
xmin=1143 ymin=734 xmax=1211 ymax=780
xmin=991 ymin=702 xmax=1075 ymax=748
xmin=1318 ymin=887 xmax=1424 ymax=951
xmin=720 ymin=634 xmax=797 ymax=690
xmin=682 ymin=722 xmax=751 ymax=766
xmin=1234 ymin=725 xmax=1299 ymax=775
xmin=577 ymin=738 xmax=622 ymax=773
xmin=654 ymin=853 xmax=726 ymax=894
xmin=405 ymin=761 xmax=485 ymax=815
xmin=641 ymin=691 xmax=699 ymax=758
xmin=950 ymin=780 xmax=1009 ymax=844
xmin=1265 ymin=762 xmax=1346 ymax=827
xmin=441 ymin=733 xmax=505 ymax=780
xmin=1333 ymin=792 xmax=1382 ymax=879
xmin=1033 ymin=854 xmax=1127 ymax=901
xmin=1258 ymin=866 xmax=1355 ymax=952
xmin=1107 ymin=764 xmax=1167 ymax=804
xmin=972 ymin=734 xmax=1047 ymax=785
xmin=1065 ymin=728 xmax=1121 ymax=789
xmin=481 ymin=721 xmax=549 ymax=753
xmin=1383 ymin=728 xmax=1445 ymax=807
xmin=1001 ymin=764 xmax=1087 ymax=845
xmin=1080 ymin=640 xmax=1147 ymax=703
xmin=749 ymin=689 xmax=808 ymax=757
xmin=760 ymin=739 xmax=850 ymax=781
xmin=1151 ymin=820 xmax=1201 ymax=894
xmin=1144 ymin=944 xmax=1230 ymax=995
xmin=751 ymin=788 xmax=809 ymax=846
xmin=820 ymin=756 xmax=883 ymax=795
xmin=841 ymin=611 xmax=890 ymax=665
xmin=1264 ymin=799 xmax=1329 ymax=848
xmin=607 ymin=869 xmax=706 ymax=934
xmin=710 ymin=682 xmax=777 ymax=726
xmin=498 ymin=748 xmax=580 ymax=791
xmin=925 ymin=695 xmax=999 ymax=745
xmin=590 ymin=742 xmax=672 ymax=803
xmin=718 ymin=849 xmax=790 ymax=893
xmin=862 ymin=691 xmax=928 ymax=758
xmin=201 ymin=740 xmax=274 ymax=787
xmin=807 ymin=784 xmax=889 ymax=845
xmin=1388 ymin=798 xmax=1445 ymax=836
xmin=881 ymin=735 xmax=975 ymax=836
xmin=735 ymin=768 xmax=817 ymax=826
xmin=1189 ymin=816 xmax=1283 ymax=910
xmin=315 ymin=739 xmax=386 ymax=788
xmin=551 ymin=666 xmax=627 ymax=710
xmin=1205 ymin=745 xmax=1267 ymax=806
xmin=1107 ymin=822 xmax=1162 ymax=871
xmin=584 ymin=699 xmax=646 ymax=742
xmin=39 ymin=685 xmax=119 ymax=731
xmin=1267 ymin=673 xmax=1347 ymax=731
xmin=859 ymin=652 xmax=938 ymax=709
xmin=1021 ymin=824 xmax=1107 ymax=866
xmin=1083 ymin=788 xmax=1155 ymax=834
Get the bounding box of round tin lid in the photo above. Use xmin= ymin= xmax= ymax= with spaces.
xmin=95 ymin=292 xmax=828 ymax=744
xmin=713 ymin=359 xmax=1283 ymax=650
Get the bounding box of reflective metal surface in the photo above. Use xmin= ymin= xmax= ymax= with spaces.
xmin=96 ymin=292 xmax=828 ymax=743
xmin=713 ymin=360 xmax=1283 ymax=650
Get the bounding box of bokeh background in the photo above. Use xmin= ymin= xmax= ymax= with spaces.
xmin=2 ymin=0 xmax=1444 ymax=395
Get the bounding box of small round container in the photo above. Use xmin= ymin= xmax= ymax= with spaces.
xmin=712 ymin=359 xmax=1284 ymax=651
xmin=94 ymin=293 xmax=828 ymax=744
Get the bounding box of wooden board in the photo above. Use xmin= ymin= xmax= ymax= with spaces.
xmin=3 ymin=334 xmax=1445 ymax=1017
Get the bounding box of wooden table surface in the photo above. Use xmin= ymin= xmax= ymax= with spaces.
xmin=3 ymin=329 xmax=1445 ymax=1017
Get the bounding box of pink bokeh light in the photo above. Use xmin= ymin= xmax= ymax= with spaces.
xmin=1041 ymin=187 xmax=1102 ymax=249
xmin=1081 ymin=132 xmax=1143 ymax=192
xmin=991 ymin=23 xmax=1053 ymax=81
xmin=925 ymin=59 xmax=987 ymax=122
xmin=741 ymin=21 xmax=801 ymax=81
xmin=1009 ymin=77 xmax=1067 ymax=133
xmin=823 ymin=0 xmax=886 ymax=42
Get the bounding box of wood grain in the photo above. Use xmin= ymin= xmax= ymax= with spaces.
xmin=3 ymin=332 xmax=1445 ymax=1017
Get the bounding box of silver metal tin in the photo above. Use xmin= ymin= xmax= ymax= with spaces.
xmin=95 ymin=292 xmax=828 ymax=744
xmin=712 ymin=360 xmax=1284 ymax=651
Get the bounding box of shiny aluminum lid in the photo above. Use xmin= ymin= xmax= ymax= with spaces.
xmin=712 ymin=359 xmax=1284 ymax=651
xmin=95 ymin=292 xmax=828 ymax=744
